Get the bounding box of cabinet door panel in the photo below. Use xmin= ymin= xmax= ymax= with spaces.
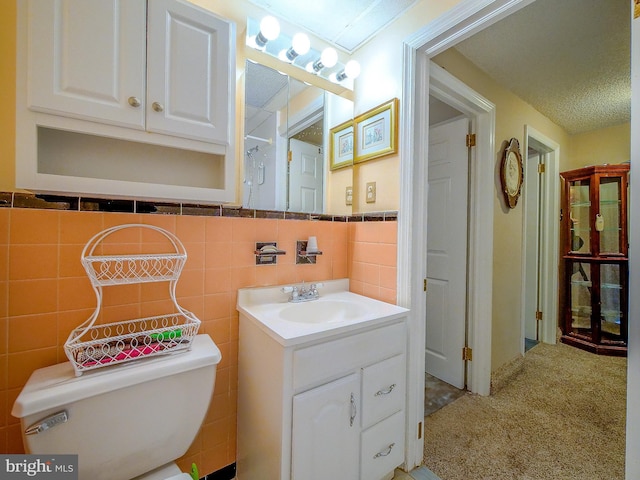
xmin=292 ymin=373 xmax=360 ymax=479
xmin=28 ymin=0 xmax=146 ymax=128
xmin=147 ymin=0 xmax=231 ymax=143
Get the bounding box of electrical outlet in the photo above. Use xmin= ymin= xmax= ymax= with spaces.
xmin=345 ymin=186 xmax=353 ymax=205
xmin=366 ymin=182 xmax=376 ymax=203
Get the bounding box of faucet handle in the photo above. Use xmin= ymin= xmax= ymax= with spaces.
xmin=281 ymin=286 xmax=293 ymax=293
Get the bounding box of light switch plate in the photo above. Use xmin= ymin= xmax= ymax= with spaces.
xmin=366 ymin=182 xmax=376 ymax=203
xmin=345 ymin=186 xmax=353 ymax=205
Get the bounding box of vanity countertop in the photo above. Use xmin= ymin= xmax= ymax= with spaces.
xmin=237 ymin=279 xmax=409 ymax=346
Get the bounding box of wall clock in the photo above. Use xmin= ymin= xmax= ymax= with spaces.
xmin=500 ymin=137 xmax=524 ymax=208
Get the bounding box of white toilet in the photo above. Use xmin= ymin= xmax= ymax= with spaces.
xmin=11 ymin=334 xmax=221 ymax=480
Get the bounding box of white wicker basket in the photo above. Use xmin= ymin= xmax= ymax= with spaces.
xmin=64 ymin=224 xmax=201 ymax=376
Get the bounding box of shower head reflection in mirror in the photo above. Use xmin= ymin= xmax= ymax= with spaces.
xmin=244 ymin=144 xmax=271 ymax=208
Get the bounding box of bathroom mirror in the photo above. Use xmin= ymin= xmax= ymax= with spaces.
xmin=243 ymin=60 xmax=353 ymax=214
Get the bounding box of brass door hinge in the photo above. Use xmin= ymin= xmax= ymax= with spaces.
xmin=423 ymin=279 xmax=428 ymax=292
xmin=536 ymin=310 xmax=543 ymax=321
xmin=462 ymin=346 xmax=473 ymax=361
xmin=466 ymin=133 xmax=476 ymax=147
xmin=288 ymin=150 xmax=292 ymax=162
xmin=538 ymin=164 xmax=546 ymax=174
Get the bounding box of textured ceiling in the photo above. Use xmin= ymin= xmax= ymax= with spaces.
xmin=453 ymin=0 xmax=630 ymax=135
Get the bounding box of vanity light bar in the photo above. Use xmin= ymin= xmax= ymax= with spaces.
xmin=245 ymin=16 xmax=360 ymax=89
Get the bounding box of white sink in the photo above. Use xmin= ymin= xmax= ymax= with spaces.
xmin=279 ymin=299 xmax=373 ymax=324
xmin=237 ymin=279 xmax=409 ymax=345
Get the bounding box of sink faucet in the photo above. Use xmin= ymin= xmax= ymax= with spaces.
xmin=282 ymin=282 xmax=323 ymax=303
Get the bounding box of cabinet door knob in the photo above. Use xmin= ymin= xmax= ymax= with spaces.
xmin=152 ymin=102 xmax=164 ymax=113
xmin=127 ymin=96 xmax=141 ymax=108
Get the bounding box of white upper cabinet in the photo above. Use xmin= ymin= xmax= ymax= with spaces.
xmin=28 ymin=0 xmax=231 ymax=145
xmin=146 ymin=0 xmax=230 ymax=144
xmin=17 ymin=0 xmax=236 ymax=203
xmin=28 ymin=0 xmax=147 ymax=130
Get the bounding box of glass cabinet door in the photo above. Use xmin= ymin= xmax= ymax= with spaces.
xmin=599 ymin=177 xmax=623 ymax=255
xmin=568 ymin=181 xmax=591 ymax=254
xmin=599 ymin=263 xmax=623 ymax=342
xmin=568 ymin=260 xmax=592 ymax=336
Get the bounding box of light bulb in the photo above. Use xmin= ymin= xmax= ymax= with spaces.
xmin=259 ymin=16 xmax=280 ymax=41
xmin=280 ymin=33 xmax=310 ymax=62
xmin=291 ymin=33 xmax=310 ymax=56
xmin=320 ymin=48 xmax=338 ymax=68
xmin=253 ymin=16 xmax=280 ymax=49
xmin=344 ymin=60 xmax=361 ymax=79
xmin=307 ymin=47 xmax=338 ymax=73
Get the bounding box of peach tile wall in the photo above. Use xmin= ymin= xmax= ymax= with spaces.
xmin=348 ymin=221 xmax=398 ymax=304
xmin=0 ymin=207 xmax=397 ymax=476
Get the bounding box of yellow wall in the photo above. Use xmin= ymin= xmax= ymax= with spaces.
xmin=350 ymin=0 xmax=463 ymax=213
xmin=568 ymin=122 xmax=631 ymax=171
xmin=0 ymin=0 xmax=16 ymax=191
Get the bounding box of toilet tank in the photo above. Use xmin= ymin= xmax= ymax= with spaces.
xmin=12 ymin=335 xmax=221 ymax=480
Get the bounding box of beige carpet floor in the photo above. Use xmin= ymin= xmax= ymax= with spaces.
xmin=423 ymin=342 xmax=627 ymax=479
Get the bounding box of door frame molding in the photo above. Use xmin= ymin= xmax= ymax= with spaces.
xmin=399 ymin=0 xmax=537 ymax=469
xmin=522 ymin=125 xmax=560 ymax=349
xmin=428 ymin=65 xmax=495 ymax=394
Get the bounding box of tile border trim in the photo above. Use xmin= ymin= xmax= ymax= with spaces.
xmin=1 ymin=192 xmax=398 ymax=222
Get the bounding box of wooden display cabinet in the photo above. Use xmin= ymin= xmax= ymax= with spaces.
xmin=560 ymin=164 xmax=629 ymax=356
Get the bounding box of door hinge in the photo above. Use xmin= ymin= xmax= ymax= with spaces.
xmin=462 ymin=346 xmax=473 ymax=361
xmin=418 ymin=421 xmax=423 ymax=439
xmin=288 ymin=150 xmax=292 ymax=162
xmin=423 ymin=279 xmax=427 ymax=292
xmin=536 ymin=310 xmax=543 ymax=321
xmin=538 ymin=163 xmax=546 ymax=174
xmin=466 ymin=133 xmax=476 ymax=147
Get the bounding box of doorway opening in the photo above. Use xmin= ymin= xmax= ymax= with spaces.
xmin=522 ymin=126 xmax=561 ymax=351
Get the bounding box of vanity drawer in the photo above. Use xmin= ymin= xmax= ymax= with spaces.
xmin=361 ymin=410 xmax=405 ymax=480
xmin=361 ymin=353 xmax=405 ymax=429
xmin=292 ymin=321 xmax=405 ymax=391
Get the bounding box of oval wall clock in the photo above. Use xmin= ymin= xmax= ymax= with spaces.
xmin=500 ymin=137 xmax=524 ymax=209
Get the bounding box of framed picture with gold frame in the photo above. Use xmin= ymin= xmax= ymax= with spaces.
xmin=354 ymin=98 xmax=398 ymax=164
xmin=329 ymin=119 xmax=354 ymax=170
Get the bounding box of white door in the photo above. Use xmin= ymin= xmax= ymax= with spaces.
xmin=523 ymin=150 xmax=543 ymax=342
xmin=147 ymin=0 xmax=231 ymax=143
xmin=291 ymin=373 xmax=360 ymax=479
xmin=27 ymin=0 xmax=147 ymax=128
xmin=289 ymin=138 xmax=324 ymax=213
xmin=425 ymin=117 xmax=469 ymax=389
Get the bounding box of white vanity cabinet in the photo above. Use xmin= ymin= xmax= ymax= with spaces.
xmin=238 ymin=309 xmax=407 ymax=480
xmin=16 ymin=0 xmax=236 ymax=203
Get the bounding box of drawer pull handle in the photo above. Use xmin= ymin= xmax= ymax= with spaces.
xmin=350 ymin=393 xmax=357 ymax=427
xmin=375 ymin=384 xmax=396 ymax=396
xmin=374 ymin=443 xmax=395 ymax=459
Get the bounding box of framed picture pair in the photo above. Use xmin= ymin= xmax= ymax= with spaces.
xmin=329 ymin=98 xmax=399 ymax=170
